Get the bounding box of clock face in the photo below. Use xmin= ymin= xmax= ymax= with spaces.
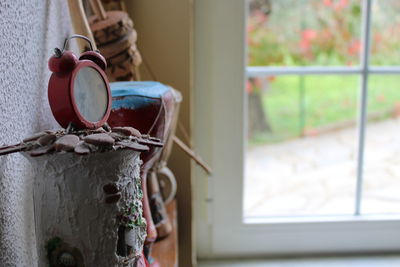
xmin=73 ymin=67 xmax=109 ymax=123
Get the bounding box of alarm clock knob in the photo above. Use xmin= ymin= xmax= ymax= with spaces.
xmin=48 ymin=50 xmax=78 ymax=73
xmin=79 ymin=51 xmax=107 ymax=71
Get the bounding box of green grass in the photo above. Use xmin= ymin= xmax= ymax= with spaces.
xmin=250 ymin=75 xmax=400 ymax=145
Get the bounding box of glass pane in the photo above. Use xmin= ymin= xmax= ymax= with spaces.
xmin=244 ymin=75 xmax=358 ymax=218
xmin=370 ymin=0 xmax=400 ymax=65
xmin=362 ymin=75 xmax=400 ymax=214
xmin=74 ymin=67 xmax=108 ymax=122
xmin=248 ymin=0 xmax=362 ymax=67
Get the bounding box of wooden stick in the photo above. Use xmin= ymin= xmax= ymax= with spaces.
xmin=89 ymin=0 xmax=108 ymax=20
xmin=172 ymin=136 xmax=213 ymax=175
xmin=0 ymin=144 xmax=27 ymax=156
xmin=67 ymin=0 xmax=97 ymax=51
xmin=178 ymin=122 xmax=192 ymax=147
xmin=0 ymin=143 xmax=22 ymax=151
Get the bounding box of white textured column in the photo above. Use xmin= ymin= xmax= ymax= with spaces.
xmin=25 ymin=149 xmax=146 ymax=267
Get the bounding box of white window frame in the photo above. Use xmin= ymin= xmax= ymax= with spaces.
xmin=194 ymin=0 xmax=400 ymax=258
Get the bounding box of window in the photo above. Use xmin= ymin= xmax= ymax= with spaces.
xmin=246 ymin=0 xmax=400 ymax=219
xmin=194 ymin=0 xmax=400 ymax=258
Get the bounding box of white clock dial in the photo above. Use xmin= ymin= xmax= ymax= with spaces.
xmin=73 ymin=67 xmax=108 ymax=122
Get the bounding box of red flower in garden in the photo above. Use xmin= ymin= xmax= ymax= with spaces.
xmin=348 ymin=40 xmax=361 ymax=56
xmin=336 ymin=0 xmax=349 ymax=10
xmin=246 ymin=78 xmax=263 ymax=94
xmin=253 ymin=10 xmax=267 ymax=25
xmin=300 ymin=29 xmax=317 ymax=57
xmin=393 ymin=102 xmax=400 ymax=117
xmin=324 ymin=0 xmax=349 ymax=10
xmin=323 ymin=0 xmax=333 ymax=7
xmin=302 ymin=29 xmax=317 ymax=41
xmin=246 ymin=80 xmax=253 ymax=94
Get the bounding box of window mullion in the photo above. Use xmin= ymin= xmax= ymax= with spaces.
xmin=355 ymin=0 xmax=373 ymax=216
xmin=246 ymin=66 xmax=362 ymax=76
xmin=247 ymin=66 xmax=400 ymax=77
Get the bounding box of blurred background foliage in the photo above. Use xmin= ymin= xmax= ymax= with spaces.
xmin=247 ymin=0 xmax=400 ymax=145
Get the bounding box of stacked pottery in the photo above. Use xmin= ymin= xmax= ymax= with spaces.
xmin=101 ymin=0 xmax=127 ymax=11
xmin=89 ymin=3 xmax=142 ymax=81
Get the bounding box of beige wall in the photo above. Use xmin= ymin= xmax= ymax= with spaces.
xmin=124 ymin=1 xmax=195 ymax=266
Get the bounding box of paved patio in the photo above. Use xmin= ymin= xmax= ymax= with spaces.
xmin=244 ymin=118 xmax=400 ymax=218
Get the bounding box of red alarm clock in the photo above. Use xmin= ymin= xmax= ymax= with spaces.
xmin=48 ymin=35 xmax=111 ymax=130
